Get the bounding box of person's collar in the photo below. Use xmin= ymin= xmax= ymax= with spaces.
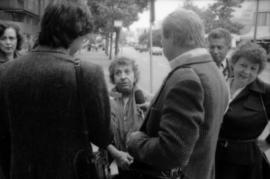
xmin=247 ymin=78 xmax=266 ymax=94
xmin=0 ymin=51 xmax=8 ymax=62
xmin=230 ymin=77 xmax=266 ymax=94
xmin=220 ymin=58 xmax=228 ymax=69
xmin=33 ymin=46 xmax=69 ymax=55
xmin=110 ymin=87 xmax=136 ymax=99
xmin=170 ymin=48 xmax=212 ymax=70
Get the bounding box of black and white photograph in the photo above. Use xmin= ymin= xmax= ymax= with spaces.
xmin=0 ymin=0 xmax=269 ymax=179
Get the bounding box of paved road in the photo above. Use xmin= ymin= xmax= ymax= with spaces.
xmin=79 ymin=46 xmax=270 ymax=93
xmin=120 ymin=46 xmax=270 ymax=88
xmin=120 ymin=46 xmax=170 ymax=94
xmin=78 ymin=46 xmax=170 ymax=94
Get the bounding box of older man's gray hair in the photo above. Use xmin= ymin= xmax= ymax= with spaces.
xmin=162 ymin=8 xmax=205 ymax=48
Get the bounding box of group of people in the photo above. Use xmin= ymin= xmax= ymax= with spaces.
xmin=207 ymin=28 xmax=270 ymax=179
xmin=0 ymin=0 xmax=269 ymax=179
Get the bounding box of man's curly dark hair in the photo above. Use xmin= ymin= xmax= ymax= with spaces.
xmin=109 ymin=56 xmax=140 ymax=85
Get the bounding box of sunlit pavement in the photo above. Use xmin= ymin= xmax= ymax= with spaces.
xmin=78 ymin=46 xmax=270 ymax=159
xmin=78 ymin=46 xmax=270 ymax=92
xmin=77 ymin=46 xmax=171 ymax=94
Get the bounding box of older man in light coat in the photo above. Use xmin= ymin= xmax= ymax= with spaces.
xmin=127 ymin=9 xmax=229 ymax=179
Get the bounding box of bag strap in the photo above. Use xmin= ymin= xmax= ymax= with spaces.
xmin=260 ymin=94 xmax=269 ymax=121
xmin=73 ymin=58 xmax=95 ymax=179
xmin=74 ymin=58 xmax=89 ymax=136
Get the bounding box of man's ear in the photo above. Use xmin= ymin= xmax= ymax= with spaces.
xmin=172 ymin=32 xmax=184 ymax=46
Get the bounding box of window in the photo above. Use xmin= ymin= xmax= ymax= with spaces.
xmin=257 ymin=12 xmax=270 ymax=26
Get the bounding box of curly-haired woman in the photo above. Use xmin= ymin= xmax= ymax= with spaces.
xmin=216 ymin=41 xmax=270 ymax=179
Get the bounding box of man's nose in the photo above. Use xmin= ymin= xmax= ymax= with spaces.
xmin=212 ymin=47 xmax=219 ymax=54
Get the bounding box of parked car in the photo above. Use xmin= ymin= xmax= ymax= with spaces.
xmin=151 ymin=46 xmax=163 ymax=55
xmin=134 ymin=44 xmax=141 ymax=51
xmin=138 ymin=45 xmax=148 ymax=52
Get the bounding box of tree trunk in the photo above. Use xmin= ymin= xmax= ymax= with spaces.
xmin=114 ymin=28 xmax=120 ymax=56
xmin=105 ymin=33 xmax=109 ymax=56
xmin=109 ymin=32 xmax=113 ymax=60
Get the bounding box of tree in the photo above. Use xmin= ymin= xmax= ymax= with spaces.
xmin=88 ymin=0 xmax=148 ymax=57
xmin=138 ymin=29 xmax=162 ymax=47
xmin=183 ymin=0 xmax=244 ymax=34
xmin=138 ymin=30 xmax=149 ymax=45
xmin=152 ymin=29 xmax=162 ymax=47
xmin=205 ymin=0 xmax=243 ymax=33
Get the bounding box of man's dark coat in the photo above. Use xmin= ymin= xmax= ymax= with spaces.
xmin=0 ymin=47 xmax=113 ymax=179
xmin=128 ymin=48 xmax=229 ymax=179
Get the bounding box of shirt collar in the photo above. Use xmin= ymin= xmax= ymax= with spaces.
xmin=221 ymin=58 xmax=227 ymax=68
xmin=169 ymin=48 xmax=212 ymax=70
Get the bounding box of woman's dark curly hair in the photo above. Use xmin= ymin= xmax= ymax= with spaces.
xmin=231 ymin=41 xmax=267 ymax=74
xmin=109 ymin=57 xmax=140 ymax=85
xmin=0 ymin=22 xmax=23 ymax=51
xmin=38 ymin=0 xmax=93 ymax=49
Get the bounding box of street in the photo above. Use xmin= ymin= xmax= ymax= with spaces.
xmin=78 ymin=46 xmax=270 ymax=94
xmin=78 ymin=46 xmax=171 ymax=94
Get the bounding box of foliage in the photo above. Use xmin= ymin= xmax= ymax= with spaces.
xmin=152 ymin=29 xmax=162 ymax=47
xmin=88 ymin=0 xmax=148 ymax=33
xmin=138 ymin=29 xmax=162 ymax=47
xmin=138 ymin=30 xmax=148 ymax=45
xmin=183 ymin=0 xmax=244 ymax=34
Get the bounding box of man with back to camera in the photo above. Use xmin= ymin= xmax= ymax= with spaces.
xmin=208 ymin=27 xmax=233 ymax=80
xmin=126 ymin=9 xmax=229 ymax=179
xmin=0 ymin=0 xmax=113 ymax=178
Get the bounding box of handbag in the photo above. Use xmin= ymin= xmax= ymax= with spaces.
xmin=73 ymin=58 xmax=111 ymax=179
xmin=129 ymin=161 xmax=184 ymax=179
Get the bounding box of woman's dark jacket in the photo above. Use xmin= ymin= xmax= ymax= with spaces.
xmin=0 ymin=47 xmax=113 ymax=179
xmin=216 ymin=78 xmax=270 ymax=178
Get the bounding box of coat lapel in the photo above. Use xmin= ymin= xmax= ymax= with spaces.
xmin=141 ymin=48 xmax=213 ymax=131
xmin=230 ymin=78 xmax=265 ymax=103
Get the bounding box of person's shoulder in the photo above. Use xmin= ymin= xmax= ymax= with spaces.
xmin=79 ymin=58 xmax=104 ymax=78
xmin=170 ymin=66 xmax=201 ymax=84
xmin=255 ymin=78 xmax=270 ymax=92
xmin=80 ymin=58 xmax=101 ymax=70
xmin=263 ymin=81 xmax=270 ymax=94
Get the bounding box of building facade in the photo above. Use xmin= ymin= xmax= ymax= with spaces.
xmin=233 ymin=0 xmax=270 ymax=41
xmin=0 ymin=0 xmax=50 ymax=34
xmin=0 ymin=0 xmax=50 ymax=50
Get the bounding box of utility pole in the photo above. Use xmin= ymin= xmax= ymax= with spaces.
xmin=253 ymin=0 xmax=259 ymax=41
xmin=149 ymin=0 xmax=155 ymax=93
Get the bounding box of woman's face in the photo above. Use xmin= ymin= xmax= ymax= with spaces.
xmin=233 ymin=57 xmax=260 ymax=86
xmin=0 ymin=27 xmax=17 ymax=55
xmin=113 ymin=64 xmax=135 ymax=94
